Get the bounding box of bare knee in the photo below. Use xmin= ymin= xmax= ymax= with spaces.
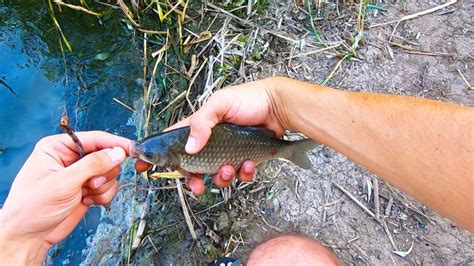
xmin=247 ymin=235 xmax=340 ymax=266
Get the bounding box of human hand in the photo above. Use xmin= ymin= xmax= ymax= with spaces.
xmin=0 ymin=131 xmax=131 ymax=264
xmin=135 ymin=77 xmax=288 ymax=195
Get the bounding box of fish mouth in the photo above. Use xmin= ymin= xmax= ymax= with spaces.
xmin=129 ymin=141 xmax=143 ymax=158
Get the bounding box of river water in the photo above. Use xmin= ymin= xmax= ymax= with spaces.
xmin=0 ymin=1 xmax=142 ymax=264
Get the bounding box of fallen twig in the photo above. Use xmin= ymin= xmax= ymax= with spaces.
xmin=59 ymin=114 xmax=84 ymax=158
xmin=382 ymin=219 xmax=399 ymax=251
xmin=186 ymin=57 xmax=209 ymax=113
xmin=176 ymin=178 xmax=197 ymax=239
xmin=145 ymin=235 xmax=160 ymax=256
xmin=333 ymin=182 xmax=380 ymax=223
xmin=113 ymin=98 xmax=135 ymax=112
xmin=457 ymin=69 xmax=472 ymax=90
xmin=385 ymin=197 xmax=394 ymax=217
xmin=373 ymin=177 xmax=380 ymax=221
xmin=261 ymin=217 xmax=284 ymax=233
xmin=132 ymin=190 xmax=151 ymax=251
xmin=370 ymin=0 xmax=458 ymax=28
xmin=393 ymin=240 xmax=414 ymax=258
xmin=53 ymin=0 xmax=101 ymax=16
xmin=117 ymin=0 xmax=140 ymax=27
xmin=321 ymin=55 xmax=348 ymax=85
xmin=285 ymin=44 xmax=341 ymax=60
xmin=388 ymin=41 xmax=454 ymax=57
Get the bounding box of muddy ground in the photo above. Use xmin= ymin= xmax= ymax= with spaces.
xmin=83 ymin=1 xmax=473 ymax=265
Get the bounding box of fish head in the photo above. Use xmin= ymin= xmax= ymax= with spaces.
xmin=129 ymin=137 xmax=171 ymax=167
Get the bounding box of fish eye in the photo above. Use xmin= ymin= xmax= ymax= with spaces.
xmin=143 ymin=152 xmax=154 ymax=160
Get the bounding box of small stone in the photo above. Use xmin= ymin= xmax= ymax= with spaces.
xmin=217 ymin=212 xmax=229 ymax=230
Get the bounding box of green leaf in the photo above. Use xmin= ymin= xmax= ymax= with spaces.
xmin=266 ymin=191 xmax=276 ymax=200
xmin=367 ymin=4 xmax=387 ymax=11
xmin=94 ymin=52 xmax=110 ymax=61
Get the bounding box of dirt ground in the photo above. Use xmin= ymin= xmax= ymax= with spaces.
xmin=83 ymin=1 xmax=473 ymax=265
xmin=213 ymin=1 xmax=473 ymax=264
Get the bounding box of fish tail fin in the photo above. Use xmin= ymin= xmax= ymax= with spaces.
xmin=283 ymin=139 xmax=319 ymax=170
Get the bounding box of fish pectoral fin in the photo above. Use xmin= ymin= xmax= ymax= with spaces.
xmin=176 ymin=168 xmax=194 ymax=178
xmin=286 ymin=139 xmax=319 ymax=170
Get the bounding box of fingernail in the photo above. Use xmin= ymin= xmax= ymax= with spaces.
xmin=244 ymin=164 xmax=254 ymax=173
xmin=92 ymin=176 xmax=107 ymax=189
xmin=221 ymin=169 xmax=233 ymax=181
xmin=185 ymin=137 xmax=197 ymax=153
xmin=83 ymin=197 xmax=94 ymax=205
xmin=107 ymin=147 xmax=126 ymax=164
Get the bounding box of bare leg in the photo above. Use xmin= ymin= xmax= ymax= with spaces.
xmin=247 ymin=235 xmax=340 ymax=266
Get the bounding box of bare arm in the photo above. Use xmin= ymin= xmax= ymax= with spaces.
xmin=169 ymin=76 xmax=473 ymax=231
xmin=270 ymin=77 xmax=474 ymax=231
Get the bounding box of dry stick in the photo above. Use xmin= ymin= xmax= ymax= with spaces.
xmin=388 ymin=41 xmax=454 ymax=57
xmin=132 ymin=190 xmax=151 ymax=251
xmin=261 ymin=217 xmax=284 ymax=233
xmin=352 ymin=244 xmax=373 ymax=265
xmin=143 ymin=33 xmax=148 ymax=90
xmin=373 ymin=177 xmax=380 ymax=221
xmin=321 ymin=55 xmax=348 ymax=85
xmin=332 ymin=182 xmax=380 ymax=223
xmin=137 ymin=28 xmax=168 ymax=35
xmin=385 ymin=197 xmax=394 ymax=217
xmin=246 ymin=0 xmax=253 ymax=15
xmin=53 ymin=0 xmax=101 ymax=16
xmin=176 ymin=178 xmax=197 ymax=240
xmin=285 ymin=44 xmax=342 ymax=60
xmin=370 ymin=0 xmax=458 ymax=28
xmin=146 ymin=235 xmax=160 ymax=256
xmin=387 ymin=0 xmax=457 ymax=41
xmin=457 ymin=69 xmax=472 ymax=89
xmin=156 ymin=90 xmax=186 ymax=117
xmin=59 ymin=115 xmax=85 ymax=158
xmin=387 ymin=184 xmax=438 ymax=225
xmin=117 ymin=0 xmax=140 ymax=27
xmin=113 ymin=98 xmax=135 ymax=112
xmin=131 ymin=218 xmax=146 ymax=250
xmin=186 ymin=57 xmax=209 ymax=113
xmin=382 ymin=219 xmax=399 ymax=251
xmin=194 ymin=201 xmax=224 ymax=216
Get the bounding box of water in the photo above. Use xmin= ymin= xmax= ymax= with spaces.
xmin=0 ymin=1 xmax=142 ymax=264
xmin=0 ymin=35 xmax=62 ymax=200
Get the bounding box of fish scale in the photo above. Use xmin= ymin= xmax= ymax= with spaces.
xmin=131 ymin=123 xmax=318 ymax=175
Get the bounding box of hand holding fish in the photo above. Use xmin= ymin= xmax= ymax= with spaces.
xmin=137 ymin=78 xmax=294 ymax=195
xmin=0 ymin=132 xmax=130 ymax=264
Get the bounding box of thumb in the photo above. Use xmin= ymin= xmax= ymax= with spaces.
xmin=58 ymin=147 xmax=126 ymax=188
xmin=185 ymin=105 xmax=221 ymax=154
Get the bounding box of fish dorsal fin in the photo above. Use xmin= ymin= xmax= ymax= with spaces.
xmin=218 ymin=123 xmax=277 ymax=138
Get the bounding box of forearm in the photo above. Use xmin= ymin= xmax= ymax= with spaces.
xmin=270 ymin=77 xmax=474 ymax=232
xmin=0 ymin=212 xmax=50 ymax=265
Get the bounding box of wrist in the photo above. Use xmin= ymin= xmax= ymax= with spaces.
xmin=0 ymin=212 xmax=50 ymax=265
xmin=264 ymin=76 xmax=345 ymax=136
xmin=262 ymin=76 xmax=295 ymax=130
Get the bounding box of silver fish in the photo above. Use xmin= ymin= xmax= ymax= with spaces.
xmin=130 ymin=123 xmax=317 ymax=174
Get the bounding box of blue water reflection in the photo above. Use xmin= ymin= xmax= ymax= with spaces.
xmin=0 ymin=23 xmax=63 ymax=205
